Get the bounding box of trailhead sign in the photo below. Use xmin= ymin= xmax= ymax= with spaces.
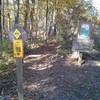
xmin=80 ymin=23 xmax=90 ymax=38
xmin=72 ymin=22 xmax=94 ymax=53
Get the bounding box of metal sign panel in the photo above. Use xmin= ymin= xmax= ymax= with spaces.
xmin=9 ymin=25 xmax=27 ymax=43
xmin=78 ymin=21 xmax=93 ymax=39
xmin=13 ymin=39 xmax=24 ymax=58
xmin=80 ymin=24 xmax=90 ymax=38
xmin=14 ymin=29 xmax=21 ymax=39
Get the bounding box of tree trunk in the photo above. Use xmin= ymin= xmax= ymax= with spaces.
xmin=14 ymin=0 xmax=20 ymax=25
xmin=35 ymin=0 xmax=38 ymax=38
xmin=0 ymin=0 xmax=3 ymax=54
xmin=23 ymin=0 xmax=30 ymax=42
xmin=0 ymin=0 xmax=3 ymax=52
xmin=45 ymin=0 xmax=48 ymax=42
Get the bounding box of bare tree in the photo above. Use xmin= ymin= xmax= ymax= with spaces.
xmin=15 ymin=0 xmax=20 ymax=24
xmin=0 ymin=0 xmax=3 ymax=48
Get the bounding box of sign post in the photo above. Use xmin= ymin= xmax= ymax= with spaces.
xmin=16 ymin=58 xmax=23 ymax=100
xmin=72 ymin=21 xmax=93 ymax=65
xmin=13 ymin=28 xmax=24 ymax=100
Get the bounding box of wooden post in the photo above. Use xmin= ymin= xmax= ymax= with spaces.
xmin=16 ymin=58 xmax=24 ymax=100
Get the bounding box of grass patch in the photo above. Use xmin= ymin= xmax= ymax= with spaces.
xmin=0 ymin=39 xmax=14 ymax=71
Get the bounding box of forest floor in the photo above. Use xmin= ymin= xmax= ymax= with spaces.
xmin=0 ymin=43 xmax=100 ymax=100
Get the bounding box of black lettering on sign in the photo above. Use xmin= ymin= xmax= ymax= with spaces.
xmin=16 ymin=47 xmax=21 ymax=52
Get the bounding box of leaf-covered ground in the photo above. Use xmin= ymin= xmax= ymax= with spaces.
xmin=0 ymin=43 xmax=100 ymax=100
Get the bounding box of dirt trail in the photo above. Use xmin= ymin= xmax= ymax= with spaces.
xmin=0 ymin=43 xmax=100 ymax=100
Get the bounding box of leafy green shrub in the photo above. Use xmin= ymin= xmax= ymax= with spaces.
xmin=0 ymin=40 xmax=14 ymax=71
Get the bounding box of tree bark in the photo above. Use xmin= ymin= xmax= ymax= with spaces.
xmin=45 ymin=0 xmax=48 ymax=41
xmin=15 ymin=0 xmax=20 ymax=24
xmin=0 ymin=0 xmax=3 ymax=51
xmin=35 ymin=0 xmax=38 ymax=38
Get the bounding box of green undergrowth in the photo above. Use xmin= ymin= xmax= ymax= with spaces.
xmin=0 ymin=52 xmax=14 ymax=71
xmin=0 ymin=40 xmax=14 ymax=71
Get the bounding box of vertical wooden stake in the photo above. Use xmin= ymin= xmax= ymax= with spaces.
xmin=16 ymin=58 xmax=24 ymax=100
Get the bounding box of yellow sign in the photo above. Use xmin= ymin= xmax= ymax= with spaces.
xmin=13 ymin=39 xmax=24 ymax=58
xmin=14 ymin=29 xmax=21 ymax=39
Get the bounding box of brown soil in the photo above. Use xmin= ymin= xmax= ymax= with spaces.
xmin=0 ymin=43 xmax=100 ymax=100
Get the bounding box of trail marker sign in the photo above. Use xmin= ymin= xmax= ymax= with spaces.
xmin=80 ymin=24 xmax=90 ymax=38
xmin=13 ymin=39 xmax=24 ymax=58
xmin=9 ymin=26 xmax=27 ymax=43
xmin=13 ymin=27 xmax=24 ymax=100
xmin=72 ymin=21 xmax=94 ymax=53
xmin=14 ymin=29 xmax=21 ymax=39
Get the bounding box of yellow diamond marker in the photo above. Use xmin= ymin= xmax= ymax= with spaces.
xmin=14 ymin=29 xmax=21 ymax=39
